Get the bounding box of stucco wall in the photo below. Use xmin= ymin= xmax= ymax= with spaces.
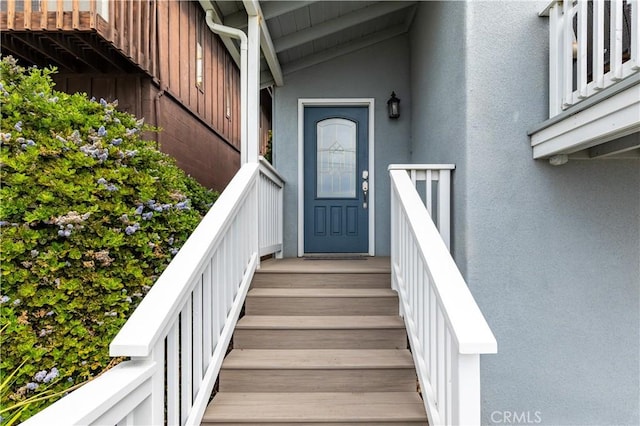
xmin=273 ymin=35 xmax=412 ymax=257
xmin=409 ymin=0 xmax=469 ymax=273
xmin=411 ymin=1 xmax=640 ymax=424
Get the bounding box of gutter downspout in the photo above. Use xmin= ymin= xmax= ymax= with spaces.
xmin=203 ymin=10 xmax=249 ymax=165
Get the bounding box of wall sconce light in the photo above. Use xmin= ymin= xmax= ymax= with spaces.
xmin=387 ymin=92 xmax=400 ymax=119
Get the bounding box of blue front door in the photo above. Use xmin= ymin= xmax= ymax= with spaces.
xmin=304 ymin=106 xmax=369 ymax=253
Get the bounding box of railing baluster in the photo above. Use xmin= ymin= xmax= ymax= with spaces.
xmin=193 ymin=279 xmax=203 ymax=397
xmin=592 ymin=0 xmax=606 ymax=89
xmin=40 ymin=0 xmax=48 ymax=29
xmin=72 ymin=0 xmax=79 ymax=29
xmin=632 ymin=0 xmax=640 ymax=69
xmin=56 ymin=0 xmax=63 ymax=29
xmin=548 ymin=1 xmax=563 ymax=115
xmin=562 ymin=0 xmax=575 ymax=108
xmin=577 ymin=0 xmax=588 ymax=98
xmin=23 ymin=0 xmax=31 ymax=29
xmin=180 ymin=298 xmax=193 ymax=425
xmin=203 ymin=262 xmax=213 ymax=368
xmin=611 ymin=0 xmax=624 ymax=80
xmin=166 ymin=322 xmax=180 ymax=426
xmin=425 ymin=170 xmax=433 ymax=214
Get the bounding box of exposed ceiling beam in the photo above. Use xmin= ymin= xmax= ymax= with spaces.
xmin=198 ymin=0 xmax=241 ymax=67
xmin=273 ymin=1 xmax=416 ymax=53
xmin=280 ymin=23 xmax=407 ymax=79
xmin=243 ymin=0 xmax=284 ymax=86
xmin=225 ymin=1 xmax=317 ymax=29
xmin=588 ymin=133 xmax=640 ymax=158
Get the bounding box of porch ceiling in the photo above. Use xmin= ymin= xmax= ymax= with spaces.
xmin=212 ymin=0 xmax=417 ymax=87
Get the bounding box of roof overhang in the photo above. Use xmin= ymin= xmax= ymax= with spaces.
xmin=208 ymin=0 xmax=417 ymax=88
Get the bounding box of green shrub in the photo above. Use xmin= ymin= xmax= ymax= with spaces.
xmin=0 ymin=56 xmax=218 ymax=423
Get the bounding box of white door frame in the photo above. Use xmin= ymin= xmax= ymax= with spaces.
xmin=297 ymin=98 xmax=375 ymax=257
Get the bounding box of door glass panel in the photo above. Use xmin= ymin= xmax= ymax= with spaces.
xmin=317 ymin=118 xmax=356 ymax=198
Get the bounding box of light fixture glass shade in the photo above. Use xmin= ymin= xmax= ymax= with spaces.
xmin=387 ymin=92 xmax=400 ymax=119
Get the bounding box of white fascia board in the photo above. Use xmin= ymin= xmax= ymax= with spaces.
xmin=531 ymin=83 xmax=640 ymax=159
xmin=243 ymin=0 xmax=284 ymax=86
xmin=273 ymin=1 xmax=416 ymax=53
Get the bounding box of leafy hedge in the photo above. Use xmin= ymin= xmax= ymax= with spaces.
xmin=0 ymin=56 xmax=218 ymax=423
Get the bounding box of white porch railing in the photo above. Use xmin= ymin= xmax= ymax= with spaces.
xmin=23 ymin=159 xmax=284 ymax=426
xmin=388 ymin=164 xmax=454 ymax=251
xmin=390 ymin=167 xmax=497 ymax=426
xmin=542 ymin=0 xmax=640 ymax=116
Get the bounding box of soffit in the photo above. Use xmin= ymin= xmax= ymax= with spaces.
xmin=213 ymin=1 xmax=417 ymax=87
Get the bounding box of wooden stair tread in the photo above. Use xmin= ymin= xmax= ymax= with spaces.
xmin=248 ymin=288 xmax=397 ymax=297
xmin=257 ymin=257 xmax=391 ymax=274
xmin=222 ymin=349 xmax=414 ymax=369
xmin=236 ymin=315 xmax=405 ymax=330
xmin=202 ymin=392 xmax=427 ymax=422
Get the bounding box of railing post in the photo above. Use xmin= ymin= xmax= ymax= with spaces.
xmin=452 ymin=354 xmax=481 ymax=426
xmin=437 ymin=170 xmax=451 ymax=251
xmin=548 ymin=2 xmax=563 ymax=115
xmin=247 ymin=14 xmax=260 ymax=164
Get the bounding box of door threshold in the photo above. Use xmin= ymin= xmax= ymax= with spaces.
xmin=303 ymin=254 xmax=370 ymax=260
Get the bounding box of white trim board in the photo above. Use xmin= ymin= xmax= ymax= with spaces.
xmin=297 ymin=98 xmax=376 ymax=257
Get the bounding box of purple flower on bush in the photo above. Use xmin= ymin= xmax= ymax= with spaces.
xmin=0 ymin=295 xmax=9 ymax=304
xmin=125 ymin=223 xmax=140 ymax=235
xmin=105 ymin=183 xmax=119 ymax=192
xmin=170 ymin=248 xmax=179 ymax=255
xmin=1 ymin=132 xmax=11 ymax=142
xmin=43 ymin=368 xmax=59 ymax=383
xmin=58 ymin=229 xmax=72 ymax=238
xmin=97 ymin=178 xmax=107 ymax=185
xmin=175 ymin=200 xmax=190 ymax=210
xmin=14 ymin=121 xmax=22 ymax=132
xmin=100 ymin=98 xmax=108 ymax=107
xmin=110 ymin=138 xmax=122 ymax=146
xmin=134 ymin=205 xmax=144 ymax=215
xmin=142 ymin=212 xmax=153 ymax=221
xmin=26 ymin=382 xmax=38 ymax=391
xmin=13 ymin=299 xmax=21 ymax=306
xmin=34 ymin=370 xmax=47 ymax=382
xmin=26 ymin=139 xmax=35 ymax=146
xmin=125 ymin=150 xmax=138 ymax=158
xmin=97 ymin=126 xmax=107 ymax=137
xmin=0 ymin=221 xmax=8 ymax=227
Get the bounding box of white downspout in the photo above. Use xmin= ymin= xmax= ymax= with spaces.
xmin=204 ymin=10 xmax=249 ymax=165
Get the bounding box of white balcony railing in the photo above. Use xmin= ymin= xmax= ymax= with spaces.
xmin=23 ymin=159 xmax=284 ymax=425
xmin=531 ymin=0 xmax=640 ymax=160
xmin=390 ymin=166 xmax=497 ymax=426
xmin=543 ymin=0 xmax=639 ymax=116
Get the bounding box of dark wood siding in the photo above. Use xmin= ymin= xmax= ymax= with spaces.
xmin=2 ymin=0 xmax=243 ymax=189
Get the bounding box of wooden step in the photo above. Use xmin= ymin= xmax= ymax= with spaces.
xmin=201 ymin=392 xmax=427 ymax=425
xmin=251 ymin=272 xmax=391 ymax=288
xmin=234 ymin=315 xmax=407 ymax=349
xmin=219 ymin=349 xmax=417 ymax=393
xmin=245 ymin=288 xmax=399 ymax=316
